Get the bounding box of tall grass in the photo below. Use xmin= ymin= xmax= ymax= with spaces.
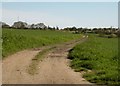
xmin=2 ymin=29 xmax=82 ymax=58
xmin=68 ymin=34 xmax=118 ymax=85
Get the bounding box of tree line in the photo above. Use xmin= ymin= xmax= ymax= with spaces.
xmin=1 ymin=21 xmax=119 ymax=37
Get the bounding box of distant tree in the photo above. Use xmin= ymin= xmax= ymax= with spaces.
xmin=43 ymin=26 xmax=47 ymax=30
xmin=12 ymin=21 xmax=28 ymax=29
xmin=81 ymin=28 xmax=87 ymax=33
xmin=63 ymin=27 xmax=70 ymax=31
xmin=71 ymin=26 xmax=77 ymax=31
xmin=56 ymin=26 xmax=59 ymax=30
xmin=52 ymin=27 xmax=56 ymax=30
xmin=48 ymin=26 xmax=52 ymax=30
xmin=78 ymin=27 xmax=82 ymax=31
xmin=92 ymin=28 xmax=98 ymax=34
xmin=39 ymin=27 xmax=42 ymax=30
xmin=2 ymin=24 xmax=10 ymax=28
xmin=93 ymin=28 xmax=97 ymax=31
xmin=0 ymin=22 xmax=10 ymax=28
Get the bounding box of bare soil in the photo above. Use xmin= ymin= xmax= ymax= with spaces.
xmin=2 ymin=37 xmax=92 ymax=84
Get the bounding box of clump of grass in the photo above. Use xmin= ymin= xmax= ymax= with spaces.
xmin=68 ymin=34 xmax=118 ymax=85
xmin=27 ymin=47 xmax=55 ymax=75
xmin=99 ymin=33 xmax=117 ymax=38
xmin=74 ymin=67 xmax=87 ymax=72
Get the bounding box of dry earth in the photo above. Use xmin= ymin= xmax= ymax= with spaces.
xmin=2 ymin=37 xmax=94 ymax=85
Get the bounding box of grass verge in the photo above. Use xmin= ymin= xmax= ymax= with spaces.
xmin=27 ymin=46 xmax=56 ymax=75
xmin=68 ymin=34 xmax=119 ymax=85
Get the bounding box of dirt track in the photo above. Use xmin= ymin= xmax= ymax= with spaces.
xmin=2 ymin=37 xmax=92 ymax=84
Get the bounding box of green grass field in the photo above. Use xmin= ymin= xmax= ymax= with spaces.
xmin=2 ymin=29 xmax=82 ymax=58
xmin=68 ymin=34 xmax=118 ymax=85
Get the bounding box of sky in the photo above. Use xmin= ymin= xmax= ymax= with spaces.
xmin=1 ymin=1 xmax=118 ymax=28
xmin=1 ymin=0 xmax=120 ymax=2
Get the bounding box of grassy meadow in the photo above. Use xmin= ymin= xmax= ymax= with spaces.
xmin=2 ymin=28 xmax=119 ymax=85
xmin=2 ymin=28 xmax=82 ymax=58
xmin=68 ymin=34 xmax=118 ymax=85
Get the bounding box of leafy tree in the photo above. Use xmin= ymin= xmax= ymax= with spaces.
xmin=56 ymin=26 xmax=59 ymax=30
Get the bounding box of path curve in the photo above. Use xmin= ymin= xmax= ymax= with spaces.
xmin=2 ymin=37 xmax=92 ymax=84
